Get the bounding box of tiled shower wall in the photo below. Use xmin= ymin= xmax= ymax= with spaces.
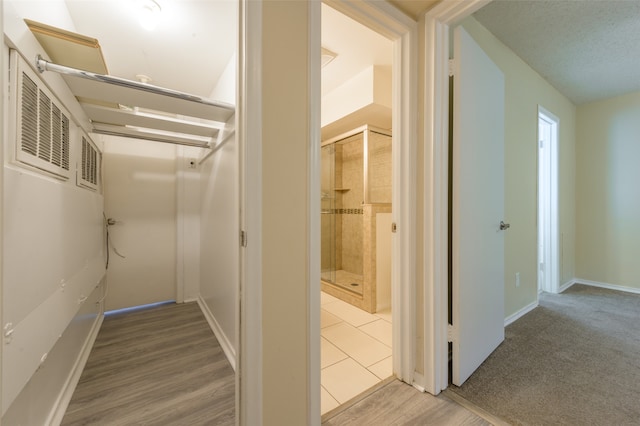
xmin=367 ymin=131 xmax=392 ymax=203
xmin=337 ymin=137 xmax=363 ymax=277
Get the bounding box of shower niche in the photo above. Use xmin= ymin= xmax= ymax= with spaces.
xmin=321 ymin=125 xmax=392 ymax=313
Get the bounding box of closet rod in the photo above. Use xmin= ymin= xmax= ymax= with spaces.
xmin=92 ymin=127 xmax=211 ymax=148
xmin=35 ymin=55 xmax=235 ymax=111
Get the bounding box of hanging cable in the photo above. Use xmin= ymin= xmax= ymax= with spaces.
xmin=108 ymin=232 xmax=127 ymax=259
xmin=103 ymin=212 xmax=110 ymax=269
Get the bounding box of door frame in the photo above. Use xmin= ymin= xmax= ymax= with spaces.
xmin=537 ymin=106 xmax=560 ymax=294
xmin=0 ymin=3 xmax=5 ymax=422
xmin=238 ymin=1 xmax=420 ymax=422
xmin=423 ymin=0 xmax=493 ymax=394
xmin=324 ymin=0 xmax=418 ymax=388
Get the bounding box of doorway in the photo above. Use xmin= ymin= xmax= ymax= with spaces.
xmin=320 ymin=5 xmax=394 ymax=415
xmin=537 ymin=107 xmax=560 ymax=294
xmin=316 ymin=0 xmax=417 ymax=417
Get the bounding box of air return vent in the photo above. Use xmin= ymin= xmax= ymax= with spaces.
xmin=12 ymin=50 xmax=71 ymax=179
xmin=77 ymin=133 xmax=100 ymax=191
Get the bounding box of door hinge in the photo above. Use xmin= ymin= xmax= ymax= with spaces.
xmin=240 ymin=230 xmax=247 ymax=247
xmin=448 ymin=59 xmax=455 ymax=77
xmin=539 ymin=140 xmax=544 ymax=148
xmin=391 ymin=222 xmax=397 ymax=233
xmin=539 ymin=262 xmax=544 ymax=272
xmin=447 ymin=324 xmax=455 ymax=343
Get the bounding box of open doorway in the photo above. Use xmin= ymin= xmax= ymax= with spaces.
xmin=317 ymin=1 xmax=417 ymax=418
xmin=319 ymin=5 xmax=394 ymax=415
xmin=537 ymin=106 xmax=560 ymax=294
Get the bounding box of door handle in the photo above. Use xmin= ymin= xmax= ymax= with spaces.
xmin=500 ymin=221 xmax=510 ymax=231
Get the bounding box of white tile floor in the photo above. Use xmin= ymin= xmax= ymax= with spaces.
xmin=321 ymin=291 xmax=392 ymax=415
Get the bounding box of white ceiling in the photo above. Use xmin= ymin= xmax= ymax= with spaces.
xmin=29 ymin=1 xmax=640 ymax=108
xmin=473 ymin=0 xmax=640 ymax=105
xmin=64 ymin=0 xmax=237 ymax=99
xmin=321 ymin=3 xmax=392 ymax=96
xmin=59 ymin=1 xmax=391 ymax=102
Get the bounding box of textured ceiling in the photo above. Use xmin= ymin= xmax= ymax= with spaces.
xmin=474 ymin=0 xmax=640 ymax=105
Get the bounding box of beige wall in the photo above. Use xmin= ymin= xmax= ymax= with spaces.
xmin=461 ymin=17 xmax=576 ymax=317
xmin=576 ymin=91 xmax=640 ymax=289
xmin=261 ymin=1 xmax=312 ymax=424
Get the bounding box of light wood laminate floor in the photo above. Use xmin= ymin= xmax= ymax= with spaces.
xmin=61 ymin=302 xmax=234 ymax=425
xmin=322 ymin=379 xmax=494 ymax=426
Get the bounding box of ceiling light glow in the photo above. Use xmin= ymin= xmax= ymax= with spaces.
xmin=139 ymin=0 xmax=162 ymax=31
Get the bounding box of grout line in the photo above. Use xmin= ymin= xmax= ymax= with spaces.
xmin=320 ymin=291 xmax=395 ymax=416
xmin=357 ymin=320 xmax=392 ymax=348
xmin=321 ymin=384 xmax=340 ymax=408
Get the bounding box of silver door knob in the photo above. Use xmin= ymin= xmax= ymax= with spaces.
xmin=500 ymin=221 xmax=510 ymax=231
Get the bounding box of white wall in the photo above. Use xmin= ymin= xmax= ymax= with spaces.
xmin=576 ymin=91 xmax=640 ymax=290
xmin=461 ymin=17 xmax=576 ymax=317
xmin=102 ymin=138 xmax=177 ymax=311
xmin=176 ymin=146 xmax=202 ymax=302
xmin=198 ymin=53 xmax=238 ymax=365
xmin=2 ymin=5 xmax=106 ymax=421
xmin=321 ymin=65 xmax=391 ymax=128
xmin=2 ymin=281 xmax=103 ymax=425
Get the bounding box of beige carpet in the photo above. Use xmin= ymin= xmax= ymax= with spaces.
xmin=450 ymin=284 xmax=640 ymax=425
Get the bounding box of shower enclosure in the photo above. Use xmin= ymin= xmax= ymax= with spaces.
xmin=321 ymin=125 xmax=392 ymax=313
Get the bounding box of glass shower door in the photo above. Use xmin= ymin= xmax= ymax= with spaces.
xmin=321 ymin=144 xmax=336 ymax=283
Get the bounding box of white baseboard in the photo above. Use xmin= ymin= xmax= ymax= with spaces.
xmin=411 ymin=372 xmax=426 ymax=393
xmin=197 ymin=296 xmax=236 ymax=371
xmin=573 ymin=278 xmax=640 ymax=295
xmin=558 ymin=278 xmax=576 ymax=293
xmin=504 ymin=300 xmax=538 ymax=327
xmin=47 ymin=312 xmax=104 ymax=426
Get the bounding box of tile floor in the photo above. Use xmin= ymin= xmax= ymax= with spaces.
xmin=321 ymin=291 xmax=392 ymax=415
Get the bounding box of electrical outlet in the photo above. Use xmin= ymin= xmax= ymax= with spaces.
xmin=515 ymin=272 xmax=520 ymax=287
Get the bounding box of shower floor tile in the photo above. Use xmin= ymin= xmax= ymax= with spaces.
xmin=368 ymin=356 xmax=392 ymax=380
xmin=321 ymin=337 xmax=348 ymax=368
xmin=321 ymin=310 xmax=342 ymax=329
xmin=359 ymin=319 xmax=392 ymax=347
xmin=321 ymin=386 xmax=340 ymax=414
xmin=375 ymin=308 xmax=392 ymax=323
xmin=320 ymin=291 xmax=393 ymax=416
xmin=321 ymin=292 xmax=340 ymax=305
xmin=322 ymin=297 xmax=379 ymax=327
xmin=322 ymin=322 xmax=391 ymax=367
xmin=321 ymin=358 xmax=381 ymax=404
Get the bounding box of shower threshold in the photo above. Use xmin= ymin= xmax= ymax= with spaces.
xmin=323 ymin=269 xmax=363 ymax=295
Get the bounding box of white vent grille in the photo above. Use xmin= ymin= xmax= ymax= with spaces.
xmin=13 ymin=51 xmax=71 ymax=179
xmin=77 ymin=133 xmax=100 ymax=191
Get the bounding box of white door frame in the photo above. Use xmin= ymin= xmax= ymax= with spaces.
xmin=537 ymin=106 xmax=560 ymax=294
xmin=324 ymin=0 xmax=418 ymax=386
xmin=239 ymin=0 xmax=418 ymax=422
xmin=423 ymin=0 xmax=493 ymax=394
xmin=0 ymin=2 xmax=5 ymax=422
xmin=238 ymin=0 xmax=263 ymax=424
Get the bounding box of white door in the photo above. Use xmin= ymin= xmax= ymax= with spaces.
xmin=537 ymin=107 xmax=559 ymax=294
xmin=451 ymin=26 xmax=505 ymax=386
xmin=103 ymin=138 xmax=177 ymax=311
